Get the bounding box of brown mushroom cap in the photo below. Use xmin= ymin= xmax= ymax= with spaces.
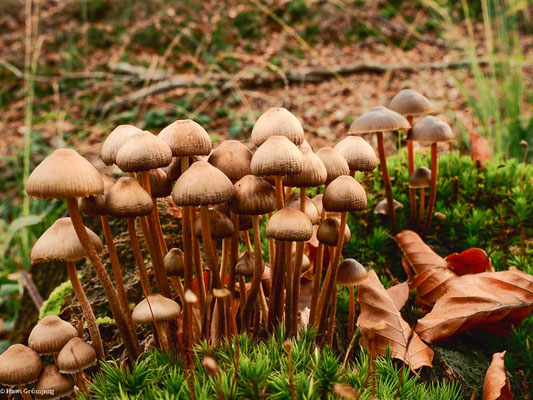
xmin=132 ymin=294 xmax=182 ymax=324
xmin=251 ymin=136 xmax=304 ymax=176
xmin=115 ymin=131 xmax=173 ymax=172
xmin=235 ymin=252 xmax=255 ymax=277
xmin=34 ymin=365 xmax=74 ymax=400
xmin=409 ymin=166 xmax=432 ymax=188
xmin=374 ymin=198 xmax=404 ymax=215
xmin=28 ymin=316 xmax=78 ymax=355
xmin=208 ymin=140 xmax=253 ymax=182
xmin=57 ymin=337 xmax=97 ymax=374
xmin=388 ymin=89 xmax=435 ymax=117
xmin=317 ymin=217 xmax=351 ymax=246
xmin=78 ymin=174 xmax=116 ymax=216
xmin=316 ymin=147 xmax=350 ymax=184
xmin=0 ymin=344 xmax=42 ymax=385
xmin=409 ymin=115 xmax=454 ymax=143
xmin=164 ymin=248 xmax=185 ymax=277
xmin=31 ymin=218 xmax=103 ymax=264
xmin=139 ymin=168 xmax=172 ymax=198
xmin=26 ymin=148 xmax=104 ymax=200
xmin=214 ymin=203 xmax=257 ymax=230
xmin=229 ymin=175 xmax=276 ymax=215
xmin=251 ymin=108 xmax=304 ymax=147
xmin=334 ymin=136 xmax=377 ymax=172
xmin=158 ymin=119 xmax=212 ymax=157
xmin=105 ymin=177 xmax=153 ymax=217
xmin=348 ymin=106 xmax=410 ymax=135
xmin=101 ymin=125 xmax=144 ymax=166
xmin=336 ymin=259 xmax=368 ymax=286
xmin=193 ymin=209 xmax=235 ymax=240
xmin=322 ymin=176 xmax=367 ymax=212
xmin=283 ymin=148 xmax=327 ymax=188
xmin=265 ymin=208 xmax=313 ymax=242
xmin=285 ymin=193 xmax=320 ymax=225
xmin=172 ymin=161 xmax=234 ymax=206
xmin=312 ymin=194 xmax=324 ymax=217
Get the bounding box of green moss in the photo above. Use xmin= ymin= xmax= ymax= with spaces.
xmin=39 ymin=279 xmax=73 ymax=320
xmin=95 ymin=316 xmax=115 ymax=325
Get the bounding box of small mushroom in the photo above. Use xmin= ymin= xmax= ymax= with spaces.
xmin=28 ymin=316 xmax=77 ymax=362
xmin=208 ymin=140 xmax=253 ymax=182
xmin=101 ymin=125 xmax=144 ymax=166
xmin=193 ymin=209 xmax=235 ymax=241
xmin=164 ymin=248 xmax=186 ymax=300
xmin=285 ymin=193 xmax=320 ymax=225
xmin=334 ymin=136 xmax=377 ymax=174
xmin=57 ymin=337 xmax=97 ymax=394
xmin=251 ymin=108 xmax=304 ymax=147
xmin=374 ymin=198 xmax=404 ymax=215
xmin=316 ymin=147 xmax=350 ymax=185
xmin=409 ymin=166 xmax=431 ymax=227
xmin=0 ymin=344 xmax=42 ymax=400
xmin=34 ymin=365 xmax=74 ymax=400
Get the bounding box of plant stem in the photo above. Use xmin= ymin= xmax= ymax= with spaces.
xmin=422 ymin=143 xmax=438 ymax=237
xmin=241 ymin=215 xmax=263 ymax=329
xmin=376 ymin=131 xmax=397 ymax=234
xmin=406 ymin=116 xmax=416 ymax=227
xmin=347 ymin=286 xmax=355 ymax=343
xmin=417 ymin=188 xmax=425 ymax=232
xmin=127 ymin=218 xmax=152 ymax=294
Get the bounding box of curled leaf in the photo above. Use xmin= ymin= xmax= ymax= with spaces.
xmin=395 ymin=230 xmax=449 ymax=275
xmin=483 ymin=351 xmax=513 ymax=400
xmin=386 ymin=282 xmax=410 ymax=311
xmin=445 ymin=248 xmax=494 ymax=275
xmin=410 ymin=267 xmax=458 ymax=307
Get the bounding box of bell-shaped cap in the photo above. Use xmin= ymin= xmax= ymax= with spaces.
xmin=132 ymin=294 xmax=182 ymax=324
xmin=266 ymin=208 xmax=313 ymax=242
xmin=34 ymin=365 xmax=74 ymax=400
xmin=57 ymin=337 xmax=97 ymax=373
xmin=164 ymin=248 xmax=185 ymax=277
xmin=316 ymin=147 xmax=350 ymax=184
xmin=300 ymin=253 xmax=311 ymax=273
xmin=323 ymin=176 xmax=367 ymax=212
xmin=0 ymin=344 xmax=42 ymax=385
xmin=336 ymin=259 xmax=368 ymax=286
xmin=334 ymin=136 xmax=377 ymax=172
xmin=235 ymin=252 xmax=255 ymax=277
xmin=388 ymin=89 xmax=435 ymax=117
xmin=285 ymin=193 xmax=320 ymax=225
xmin=349 ymin=106 xmax=410 ymax=135
xmin=193 ymin=209 xmax=234 ymax=240
xmin=312 ymin=194 xmax=324 ymax=217
xmin=299 ymin=139 xmax=313 ymax=152
xmin=158 ymin=119 xmax=212 ymax=157
xmin=172 ymin=161 xmax=234 ymax=206
xmin=251 ymin=108 xmax=304 ymax=147
xmin=115 ymin=131 xmax=172 ymax=172
xmin=26 ymin=148 xmax=104 ymax=200
xmin=78 ymin=174 xmax=116 ymax=216
xmin=409 ymin=116 xmax=454 ymax=143
xmin=283 ymin=149 xmax=327 ymax=188
xmin=138 ymin=168 xmax=172 ymax=198
xmin=28 ymin=316 xmax=78 ymax=355
xmin=214 ymin=203 xmax=257 ymax=230
xmin=105 ymin=177 xmax=153 ymax=217
xmin=317 ymin=217 xmax=351 ymax=246
xmin=251 ymin=136 xmax=304 ymax=176
xmin=409 ymin=166 xmax=431 ymax=188
xmin=101 ymin=125 xmax=144 ymax=166
xmin=208 ymin=140 xmax=253 ymax=182
xmin=31 ymin=218 xmax=103 ymax=264
xmin=229 ymin=175 xmax=276 ymax=215
xmin=374 ymin=198 xmax=404 ymax=215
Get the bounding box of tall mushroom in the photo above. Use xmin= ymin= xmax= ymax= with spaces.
xmin=251 ymin=107 xmax=304 ymax=148
xmin=100 ymin=125 xmax=144 ymax=166
xmin=0 ymin=344 xmax=42 ymax=400
xmin=57 ymin=337 xmax=97 ymax=394
xmin=34 ymin=365 xmax=74 ymax=400
xmin=334 ymin=136 xmax=377 ymax=176
xmin=28 ymin=315 xmax=77 ymax=364
xmin=408 ymin=166 xmax=431 ymax=229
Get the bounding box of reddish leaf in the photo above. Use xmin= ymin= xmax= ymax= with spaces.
xmin=483 ymin=352 xmax=513 ymax=400
xmin=469 ymin=131 xmax=491 ymax=169
xmin=446 ymin=248 xmax=494 ymax=275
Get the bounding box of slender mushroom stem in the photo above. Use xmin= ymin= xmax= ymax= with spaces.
xmin=19 ymin=385 xmax=32 ymax=400
xmin=290 ymin=188 xmax=306 ymax=336
xmin=417 ymin=188 xmax=425 ymax=232
xmin=267 ymin=240 xmax=284 ymax=332
xmin=243 ymin=230 xmax=253 ymax=253
xmin=326 ymin=285 xmax=337 ymax=346
xmin=308 ymin=242 xmax=324 ymax=327
xmin=220 ymin=237 xmax=231 ymax=336
xmin=422 ymin=143 xmax=438 ymax=237
xmin=284 ymin=241 xmax=294 ymax=334
xmin=259 ymin=284 xmax=269 ymax=327
xmin=267 ymin=212 xmax=275 ymax=265
xmin=274 ymin=176 xmax=285 ymax=209
xmin=156 ymin=322 xmax=169 ymax=354
xmin=228 ymin=212 xmax=239 ymax=335
xmin=76 ymin=371 xmax=88 ymax=393
xmin=191 ymin=208 xmax=206 ymax=312
xmin=347 ymin=286 xmax=355 ymax=343
xmin=406 ymin=116 xmax=417 ymax=226
xmin=127 ymin=218 xmax=152 ymax=294
xmin=376 ymin=131 xmax=397 ymax=234
xmin=66 ymin=261 xmax=104 ymax=360
xmin=152 ymin=198 xmax=168 ymax=255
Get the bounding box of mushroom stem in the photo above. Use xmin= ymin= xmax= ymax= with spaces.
xmin=66 ymin=261 xmax=105 ymax=360
xmin=191 ymin=208 xmax=206 ymax=313
xmin=228 ymin=212 xmax=239 ymax=335
xmin=127 ymin=218 xmax=152 ymax=294
xmin=290 ymin=189 xmax=307 ymax=336
xmin=326 ymin=285 xmax=338 ymax=346
xmin=152 ymin=198 xmax=168 ymax=255
xmin=407 ymin=116 xmax=417 ymax=226
xmin=284 ymin=241 xmax=294 ymax=335
xmin=239 ymin=275 xmax=247 ymax=308
xmin=422 ymin=143 xmax=438 ymax=237
xmin=220 ymin=237 xmax=231 ymax=337
xmin=259 ymin=284 xmax=269 ymax=327
xmin=66 ymin=198 xmax=139 ymax=360
xmin=376 ymin=131 xmax=397 ymax=234
xmin=243 ymin=230 xmax=253 ymax=253
xmin=169 ymin=276 xmax=185 ymax=301
xmin=417 ymin=188 xmax=425 ymax=232
xmin=308 ymin=242 xmax=324 ymax=327
xmin=267 ymin=240 xmax=284 ymax=331
xmin=77 ymin=370 xmax=88 ymax=393
xmin=274 ymin=176 xmax=285 ymax=209
xmin=156 ymin=322 xmax=169 ymax=354
xmin=19 ymin=385 xmax=32 ymax=400
xmin=347 ymin=286 xmax=355 ymax=343
xmin=267 ymin=212 xmax=275 ymax=265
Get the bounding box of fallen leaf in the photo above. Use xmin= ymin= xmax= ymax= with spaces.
xmin=410 ymin=267 xmax=458 ymax=306
xmin=469 ymin=131 xmax=491 ymax=169
xmin=446 ymin=248 xmax=494 ymax=275
xmin=386 ymin=282 xmax=410 ymax=311
xmin=483 ymin=351 xmax=513 ymax=400
xmin=357 ymin=271 xmax=433 ymax=371
xmin=395 ymin=230 xmax=449 ymax=275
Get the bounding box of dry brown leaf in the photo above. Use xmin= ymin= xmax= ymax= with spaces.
xmin=416 ymin=269 xmax=533 ymax=343
xmin=395 ymin=230 xmax=449 ymax=274
xmin=483 ymin=351 xmax=513 ymax=400
xmin=386 ymin=282 xmax=410 ymax=311
xmin=357 ymin=271 xmax=433 ymax=371
xmin=469 ymin=131 xmax=491 ymax=169
xmin=410 ymin=267 xmax=458 ymax=307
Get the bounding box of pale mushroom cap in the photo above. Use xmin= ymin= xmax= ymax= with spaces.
xmin=193 ymin=209 xmax=235 ymax=240
xmin=266 ymin=207 xmax=313 ymax=242
xmin=229 ymin=175 xmax=276 ymax=215
xmin=409 ymin=166 xmax=432 ymax=188
xmin=31 ymin=218 xmax=103 ymax=264
xmin=34 ymin=365 xmax=74 ymax=400
xmin=388 ymin=89 xmax=435 ymax=117
xmin=374 ymin=198 xmax=404 ymax=215
xmin=317 ymin=217 xmax=351 ymax=246
xmin=28 ymin=315 xmax=78 ymax=355
xmin=158 ymin=119 xmax=212 ymax=156
xmin=115 ymin=131 xmax=173 ymax=172
xmin=78 ymin=174 xmax=116 ymax=216
xmin=172 ymin=161 xmax=234 ymax=206
xmin=235 ymin=252 xmax=255 ymax=277
xmin=312 ymin=194 xmax=324 ymax=217
xmin=164 ymin=248 xmax=185 ymax=277
xmin=323 ymin=176 xmax=367 ymax=212
xmin=283 ymin=149 xmax=327 ymax=188
xmin=348 ymin=106 xmax=410 ymax=135
xmin=251 ymin=136 xmax=304 ymax=176
xmin=334 ymin=136 xmax=377 ymax=172
xmin=409 ymin=115 xmax=454 ymax=143
xmin=336 ymin=259 xmax=368 ymax=286
xmin=101 ymin=125 xmax=144 ymax=166
xmin=140 ymin=168 xmax=172 ymax=198
xmin=26 ymin=148 xmax=104 ymax=200
xmin=105 ymin=177 xmax=153 ymax=217
xmin=208 ymin=140 xmax=253 ymax=182
xmin=57 ymin=337 xmax=97 ymax=373
xmin=132 ymin=294 xmax=182 ymax=324
xmin=215 ymin=203 xmax=257 ymax=230
xmin=0 ymin=344 xmax=42 ymax=385
xmin=299 ymin=139 xmax=313 ymax=152
xmin=285 ymin=193 xmax=320 ymax=225
xmin=316 ymin=147 xmax=350 ymax=184
xmin=251 ymin=108 xmax=304 ymax=147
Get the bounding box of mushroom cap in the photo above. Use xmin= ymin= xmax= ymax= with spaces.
xmin=101 ymin=125 xmax=144 ymax=166
xmin=251 ymin=136 xmax=304 ymax=176
xmin=336 ymin=259 xmax=368 ymax=286
xmin=132 ymin=294 xmax=182 ymax=324
xmin=283 ymin=149 xmax=327 ymax=188
xmin=285 ymin=193 xmax=320 ymax=225
xmin=334 ymin=136 xmax=377 ymax=172
xmin=374 ymin=198 xmax=404 ymax=215
xmin=139 ymin=168 xmax=172 ymax=198
xmin=0 ymin=344 xmax=42 ymax=385
xmin=348 ymin=106 xmax=410 ymax=135
xmin=266 ymin=208 xmax=313 ymax=242
xmin=388 ymin=89 xmax=435 ymax=117
xmin=172 ymin=161 xmax=234 ymax=206
xmin=208 ymin=140 xmax=253 ymax=182
xmin=214 ymin=203 xmax=257 ymax=230
xmin=322 ymin=176 xmax=367 ymax=212
xmin=57 ymin=337 xmax=97 ymax=373
xmin=409 ymin=115 xmax=454 ymax=143
xmin=105 ymin=177 xmax=153 ymax=217
xmin=235 ymin=252 xmax=255 ymax=277
xmin=193 ymin=209 xmax=235 ymax=240
xmin=316 ymin=147 xmax=350 ymax=184
xmin=28 ymin=316 xmax=78 ymax=355
xmin=158 ymin=119 xmax=212 ymax=157
xmin=34 ymin=365 xmax=74 ymax=400
xmin=78 ymin=174 xmax=116 ymax=216
xmin=409 ymin=166 xmax=431 ymax=188
xmin=164 ymin=248 xmax=185 ymax=277
xmin=251 ymin=108 xmax=304 ymax=147
xmin=229 ymin=175 xmax=276 ymax=215
xmin=300 ymin=253 xmax=311 ymax=273
xmin=311 ymin=194 xmax=324 ymax=217
xmin=115 ymin=131 xmax=173 ymax=172
xmin=26 ymin=148 xmax=104 ymax=200
xmin=317 ymin=217 xmax=351 ymax=246
xmin=31 ymin=218 xmax=103 ymax=264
